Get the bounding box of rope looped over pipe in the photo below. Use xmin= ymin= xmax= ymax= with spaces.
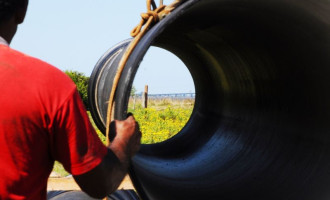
xmin=105 ymin=0 xmax=185 ymax=146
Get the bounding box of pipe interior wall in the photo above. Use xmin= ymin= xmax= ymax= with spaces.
xmin=88 ymin=0 xmax=330 ymax=199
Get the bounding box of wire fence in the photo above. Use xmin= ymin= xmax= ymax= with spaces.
xmin=133 ymin=92 xmax=195 ymax=99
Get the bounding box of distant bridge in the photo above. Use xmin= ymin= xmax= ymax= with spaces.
xmin=134 ymin=93 xmax=195 ymax=99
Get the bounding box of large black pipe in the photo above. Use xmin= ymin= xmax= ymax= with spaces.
xmin=88 ymin=0 xmax=330 ymax=199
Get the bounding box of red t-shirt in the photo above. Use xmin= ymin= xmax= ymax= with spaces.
xmin=0 ymin=45 xmax=108 ymax=199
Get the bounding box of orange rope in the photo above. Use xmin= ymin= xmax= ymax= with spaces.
xmin=105 ymin=0 xmax=184 ymax=147
xmin=102 ymin=1 xmax=183 ymax=199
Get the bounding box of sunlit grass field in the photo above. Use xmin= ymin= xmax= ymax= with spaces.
xmin=52 ymin=98 xmax=194 ymax=176
xmin=128 ymin=98 xmax=194 ymax=144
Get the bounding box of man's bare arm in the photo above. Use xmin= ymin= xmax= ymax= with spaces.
xmin=73 ymin=116 xmax=141 ymax=198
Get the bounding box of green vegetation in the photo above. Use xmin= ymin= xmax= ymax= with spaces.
xmin=131 ymin=106 xmax=192 ymax=143
xmin=87 ymin=111 xmax=106 ymax=143
xmin=130 ymin=85 xmax=137 ymax=97
xmin=52 ymin=98 xmax=193 ymax=176
xmin=64 ymin=70 xmax=90 ymax=110
xmin=52 ymin=161 xmax=70 ymax=177
xmin=128 ymin=98 xmax=194 ymax=144
xmin=87 ymin=98 xmax=194 ymax=145
xmin=52 ymin=71 xmax=194 ymax=175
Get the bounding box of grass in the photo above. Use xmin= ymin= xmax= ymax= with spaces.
xmin=128 ymin=97 xmax=194 ymax=144
xmin=52 ymin=161 xmax=70 ymax=177
xmin=52 ymin=98 xmax=194 ymax=177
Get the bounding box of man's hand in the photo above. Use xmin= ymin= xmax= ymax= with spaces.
xmin=109 ymin=115 xmax=141 ymax=164
xmin=74 ymin=115 xmax=141 ymax=198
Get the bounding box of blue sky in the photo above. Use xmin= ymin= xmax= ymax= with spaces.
xmin=11 ymin=0 xmax=195 ymax=94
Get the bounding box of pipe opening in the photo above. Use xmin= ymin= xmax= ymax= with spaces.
xmin=128 ymin=46 xmax=195 ymax=144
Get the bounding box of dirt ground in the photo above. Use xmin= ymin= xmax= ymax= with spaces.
xmin=47 ymin=174 xmax=134 ymax=191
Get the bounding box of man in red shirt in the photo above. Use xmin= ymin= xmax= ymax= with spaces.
xmin=0 ymin=0 xmax=141 ymax=199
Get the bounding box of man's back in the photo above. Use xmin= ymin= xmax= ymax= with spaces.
xmin=0 ymin=1 xmax=141 ymax=198
xmin=0 ymin=44 xmax=107 ymax=199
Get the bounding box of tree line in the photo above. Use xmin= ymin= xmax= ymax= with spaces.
xmin=64 ymin=70 xmax=90 ymax=110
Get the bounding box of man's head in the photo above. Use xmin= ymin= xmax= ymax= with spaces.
xmin=0 ymin=0 xmax=28 ymax=44
xmin=0 ymin=0 xmax=28 ymax=24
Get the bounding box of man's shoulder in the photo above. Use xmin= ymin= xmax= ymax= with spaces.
xmin=0 ymin=45 xmax=45 ymax=64
xmin=1 ymin=45 xmax=60 ymax=72
xmin=0 ymin=45 xmax=74 ymax=86
xmin=0 ymin=45 xmax=77 ymax=100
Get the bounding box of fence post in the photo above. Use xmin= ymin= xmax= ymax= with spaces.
xmin=142 ymin=85 xmax=148 ymax=108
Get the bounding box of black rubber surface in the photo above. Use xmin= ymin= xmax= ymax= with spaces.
xmin=89 ymin=0 xmax=330 ymax=199
xmin=47 ymin=190 xmax=139 ymax=200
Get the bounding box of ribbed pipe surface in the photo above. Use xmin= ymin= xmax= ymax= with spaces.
xmin=89 ymin=0 xmax=330 ymax=199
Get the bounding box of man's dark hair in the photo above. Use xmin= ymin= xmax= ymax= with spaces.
xmin=0 ymin=0 xmax=27 ymax=23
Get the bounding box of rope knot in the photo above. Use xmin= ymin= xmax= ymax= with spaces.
xmin=130 ymin=4 xmax=167 ymax=37
xmin=141 ymin=10 xmax=160 ymax=22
